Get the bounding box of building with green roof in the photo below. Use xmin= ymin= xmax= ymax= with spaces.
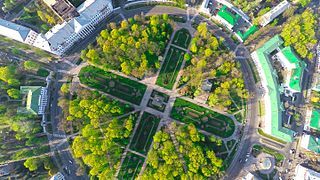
xmin=18 ymin=86 xmax=48 ymax=115
xmin=216 ymin=5 xmax=240 ymax=29
xmin=301 ymin=134 xmax=320 ymax=154
xmin=310 ymin=109 xmax=320 ymax=131
xmin=275 ymin=46 xmax=306 ymax=95
xmin=305 ymin=108 xmax=320 ymax=132
xmin=251 ymin=35 xmax=295 ymax=142
xmin=236 ymin=25 xmax=258 ymax=42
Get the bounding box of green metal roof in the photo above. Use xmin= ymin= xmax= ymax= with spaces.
xmin=236 ymin=25 xmax=258 ymax=41
xmin=217 ymin=5 xmax=240 ymax=26
xmin=19 ymin=86 xmax=42 ymax=114
xmin=310 ymin=109 xmax=320 ymax=131
xmin=280 ymin=46 xmax=306 ymax=92
xmin=255 ymin=35 xmax=294 ymax=142
xmin=308 ymin=135 xmax=320 ymax=154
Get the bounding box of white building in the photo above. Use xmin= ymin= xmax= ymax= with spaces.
xmin=33 ymin=0 xmax=113 ymax=55
xmin=260 ymin=0 xmax=290 ymax=27
xmin=0 ymin=0 xmax=113 ymax=56
xmin=294 ymin=164 xmax=320 ymax=180
xmin=274 ymin=46 xmax=306 ymax=96
xmin=241 ymin=171 xmax=258 ymax=180
xmin=50 ymin=172 xmax=65 ymax=180
xmin=0 ymin=19 xmax=38 ymax=45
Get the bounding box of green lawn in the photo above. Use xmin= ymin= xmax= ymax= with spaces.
xmin=79 ymin=66 xmax=147 ymax=105
xmin=253 ymin=144 xmax=285 ymax=163
xmin=226 ymin=139 xmax=236 ymax=150
xmin=172 ymin=28 xmax=191 ymax=49
xmin=156 ymin=46 xmax=185 ymax=89
xmin=257 ymin=129 xmax=286 ymax=144
xmin=221 ymin=142 xmax=238 ymax=171
xmin=118 ymin=152 xmax=145 ymax=180
xmin=130 ymin=112 xmax=160 ymax=155
xmin=170 ymin=98 xmax=235 ymax=138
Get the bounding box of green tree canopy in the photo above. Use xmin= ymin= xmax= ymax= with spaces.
xmin=23 ymin=61 xmax=40 ymax=71
xmin=7 ymin=88 xmax=20 ymax=99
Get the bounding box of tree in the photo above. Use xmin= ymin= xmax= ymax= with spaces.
xmin=85 ymin=15 xmax=172 ymax=78
xmin=7 ymin=88 xmax=20 ymax=99
xmin=280 ymin=9 xmax=317 ymax=60
xmin=184 ymin=53 xmax=191 ymax=61
xmin=197 ymin=23 xmax=208 ymax=38
xmin=121 ymin=62 xmax=132 ymax=75
xmin=204 ymin=48 xmax=213 ymax=57
xmin=7 ymin=78 xmax=20 ymax=87
xmin=60 ymin=83 xmax=70 ymax=95
xmin=141 ymin=123 xmax=223 ymax=178
xmin=0 ymin=65 xmax=16 ymax=83
xmin=298 ymin=0 xmax=311 ymax=7
xmin=24 ymin=158 xmax=41 ymax=171
xmin=0 ymin=105 xmax=6 ymax=114
xmin=67 ymin=91 xmax=136 ymax=178
xmin=24 ymin=61 xmax=40 ymax=71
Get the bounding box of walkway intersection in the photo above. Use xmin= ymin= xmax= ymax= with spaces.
xmin=68 ymin=20 xmax=244 ymax=177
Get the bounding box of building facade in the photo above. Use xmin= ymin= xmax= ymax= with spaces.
xmin=50 ymin=172 xmax=65 ymax=180
xmin=0 ymin=0 xmax=113 ymax=56
xmin=251 ymin=35 xmax=295 ymax=142
xmin=295 ymin=164 xmax=320 ymax=180
xmin=0 ymin=19 xmax=38 ymax=45
xmin=33 ymin=0 xmax=113 ymax=56
xmin=260 ymin=0 xmax=290 ymax=27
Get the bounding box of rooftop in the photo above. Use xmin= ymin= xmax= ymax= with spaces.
xmin=217 ymin=5 xmax=240 ymax=26
xmin=301 ymin=134 xmax=320 ymax=154
xmin=253 ymin=35 xmax=294 ymax=142
xmin=0 ymin=19 xmax=32 ymax=42
xmin=295 ymin=164 xmax=320 ymax=180
xmin=308 ymin=135 xmax=320 ymax=154
xmin=236 ymin=25 xmax=258 ymax=41
xmin=51 ymin=0 xmax=79 ymax=20
xmin=310 ymin=109 xmax=320 ymax=131
xmin=279 ymin=46 xmax=306 ymax=92
xmin=19 ymin=86 xmax=43 ymax=114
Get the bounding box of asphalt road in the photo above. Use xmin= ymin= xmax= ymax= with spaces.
xmin=48 ymin=73 xmax=88 ymax=180
xmin=194 ymin=14 xmax=260 ymax=179
xmin=224 ymin=58 xmax=259 ymax=179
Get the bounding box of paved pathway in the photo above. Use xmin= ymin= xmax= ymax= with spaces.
xmin=115 ymin=111 xmax=145 ymax=177
xmin=54 ymin=5 xmax=260 ymax=178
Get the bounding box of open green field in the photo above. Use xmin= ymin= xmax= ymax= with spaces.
xmin=172 ymin=28 xmax=191 ymax=49
xmin=79 ymin=66 xmax=147 ymax=105
xmin=170 ymin=98 xmax=235 ymax=138
xmin=130 ymin=112 xmax=160 ymax=154
xmin=118 ymin=152 xmax=145 ymax=180
xmin=156 ymin=46 xmax=185 ymax=89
